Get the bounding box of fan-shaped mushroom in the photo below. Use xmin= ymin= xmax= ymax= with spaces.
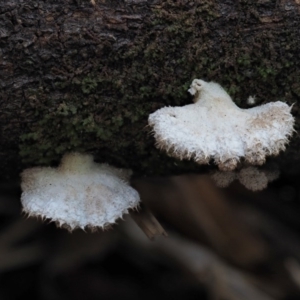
xmin=149 ymin=79 xmax=294 ymax=171
xmin=21 ymin=153 xmax=140 ymax=231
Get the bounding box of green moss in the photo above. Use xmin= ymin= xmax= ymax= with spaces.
xmin=18 ymin=0 xmax=300 ymax=176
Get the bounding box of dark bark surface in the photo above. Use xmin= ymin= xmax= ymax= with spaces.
xmin=1 ymin=0 xmax=300 ymax=179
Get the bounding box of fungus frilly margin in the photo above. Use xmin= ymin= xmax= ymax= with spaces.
xmin=21 ymin=153 xmax=140 ymax=231
xmin=148 ymin=79 xmax=294 ymax=171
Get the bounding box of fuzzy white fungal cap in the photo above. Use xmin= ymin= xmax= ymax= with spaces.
xmin=238 ymin=167 xmax=268 ymax=191
xmin=210 ymin=171 xmax=236 ymax=188
xmin=211 ymin=165 xmax=280 ymax=191
xmin=149 ymin=79 xmax=294 ymax=171
xmin=21 ymin=153 xmax=140 ymax=231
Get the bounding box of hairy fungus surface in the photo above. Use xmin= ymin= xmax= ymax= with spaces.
xmin=238 ymin=167 xmax=269 ymax=191
xmin=21 ymin=153 xmax=140 ymax=230
xmin=211 ymin=166 xmax=280 ymax=191
xmin=149 ymin=79 xmax=294 ymax=171
xmin=210 ymin=171 xmax=236 ymax=188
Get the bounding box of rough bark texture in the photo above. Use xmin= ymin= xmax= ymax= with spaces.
xmin=1 ymin=0 xmax=300 ymax=179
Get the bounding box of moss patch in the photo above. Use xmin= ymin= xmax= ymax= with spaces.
xmin=1 ymin=0 xmax=299 ymax=178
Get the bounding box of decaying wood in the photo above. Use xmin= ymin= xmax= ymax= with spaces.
xmin=1 ymin=0 xmax=300 ymax=179
xmin=130 ymin=174 xmax=300 ymax=298
xmin=132 ymin=175 xmax=269 ymax=268
xmin=130 ymin=204 xmax=167 ymax=239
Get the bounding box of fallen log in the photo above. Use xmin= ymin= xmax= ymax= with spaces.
xmin=1 ymin=0 xmax=300 ymax=179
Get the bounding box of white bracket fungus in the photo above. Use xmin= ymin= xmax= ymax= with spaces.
xmin=149 ymin=79 xmax=294 ymax=171
xmin=211 ymin=166 xmax=280 ymax=191
xmin=21 ymin=153 xmax=140 ymax=231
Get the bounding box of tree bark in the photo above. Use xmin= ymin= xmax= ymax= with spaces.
xmin=1 ymin=0 xmax=300 ymax=179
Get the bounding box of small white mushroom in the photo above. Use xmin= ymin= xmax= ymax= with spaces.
xmin=149 ymin=79 xmax=294 ymax=171
xmin=238 ymin=167 xmax=269 ymax=191
xmin=21 ymin=153 xmax=140 ymax=231
xmin=211 ymin=166 xmax=280 ymax=191
xmin=210 ymin=171 xmax=236 ymax=188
